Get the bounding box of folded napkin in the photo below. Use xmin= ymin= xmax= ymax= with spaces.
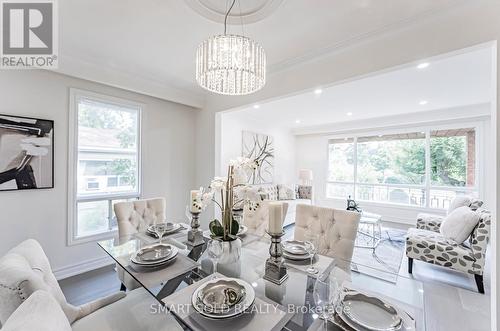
xmin=163 ymin=273 xmax=293 ymax=331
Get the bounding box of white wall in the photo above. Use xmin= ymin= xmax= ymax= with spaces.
xmin=0 ymin=70 xmax=197 ymax=278
xmin=294 ymin=104 xmax=492 ymax=224
xmin=218 ymin=111 xmax=296 ymax=186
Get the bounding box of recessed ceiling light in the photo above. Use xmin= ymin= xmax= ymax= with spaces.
xmin=417 ymin=62 xmax=430 ymax=69
xmin=346 ymin=112 xmax=353 ymax=116
xmin=419 ymin=100 xmax=428 ymax=105
xmin=295 ymin=119 xmax=301 ymax=124
xmin=378 ymin=135 xmax=383 ymax=138
xmin=253 ymin=104 xmax=260 ymax=109
xmin=421 ymin=131 xmax=425 ymax=134
xmin=314 ymin=88 xmax=323 ymax=95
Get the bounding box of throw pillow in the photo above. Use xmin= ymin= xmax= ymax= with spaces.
xmin=447 ymin=196 xmax=472 ymax=214
xmin=440 ymin=206 xmax=480 ymax=243
xmin=277 ymin=185 xmax=296 ymax=200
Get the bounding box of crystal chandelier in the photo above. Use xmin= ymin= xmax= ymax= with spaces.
xmin=196 ymin=0 xmax=266 ymax=95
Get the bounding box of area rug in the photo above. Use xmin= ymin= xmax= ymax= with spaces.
xmin=350 ymin=227 xmax=406 ymax=283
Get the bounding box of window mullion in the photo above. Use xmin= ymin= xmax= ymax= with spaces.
xmin=353 ymin=137 xmax=358 ymax=199
xmin=424 ymin=129 xmax=431 ymax=208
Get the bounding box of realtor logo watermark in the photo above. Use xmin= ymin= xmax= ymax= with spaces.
xmin=1 ymin=0 xmax=58 ymax=69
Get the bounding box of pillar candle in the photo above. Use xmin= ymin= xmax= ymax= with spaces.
xmin=268 ymin=202 xmax=283 ymax=234
xmin=190 ymin=190 xmax=200 ymax=213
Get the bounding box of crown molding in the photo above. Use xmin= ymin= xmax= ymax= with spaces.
xmin=55 ymin=52 xmax=206 ymax=108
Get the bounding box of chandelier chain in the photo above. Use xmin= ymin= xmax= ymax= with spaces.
xmin=224 ymin=0 xmax=237 ymax=35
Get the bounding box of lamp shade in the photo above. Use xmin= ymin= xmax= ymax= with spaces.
xmin=298 ymin=169 xmax=313 ymax=181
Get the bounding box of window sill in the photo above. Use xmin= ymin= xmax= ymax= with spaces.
xmin=323 ymin=197 xmax=447 ymax=215
xmin=68 ymin=229 xmax=118 ymax=246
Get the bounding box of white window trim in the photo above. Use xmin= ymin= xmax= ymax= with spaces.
xmin=325 ymin=121 xmax=484 ymax=211
xmin=68 ymin=88 xmax=143 ymax=246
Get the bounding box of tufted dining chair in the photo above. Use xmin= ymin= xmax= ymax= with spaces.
xmin=0 ymin=239 xmax=125 ymax=326
xmin=0 ymin=240 xmax=183 ymax=331
xmin=294 ymin=205 xmax=361 ymax=267
xmin=113 ymin=197 xmax=166 ymax=290
xmin=243 ymin=201 xmax=289 ymax=236
xmin=114 ymin=198 xmax=166 ymax=237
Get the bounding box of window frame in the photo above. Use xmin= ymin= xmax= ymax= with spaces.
xmin=68 ymin=89 xmax=143 ymax=245
xmin=325 ymin=122 xmax=484 ymax=212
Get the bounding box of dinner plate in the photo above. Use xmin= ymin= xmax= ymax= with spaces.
xmin=283 ymin=251 xmax=313 ymax=261
xmin=131 ymin=244 xmax=178 ymax=266
xmin=191 ymin=277 xmax=255 ymax=320
xmin=196 ymin=279 xmax=246 ymax=314
xmin=282 ymin=240 xmax=313 ymax=255
xmin=339 ymin=292 xmax=403 ymax=331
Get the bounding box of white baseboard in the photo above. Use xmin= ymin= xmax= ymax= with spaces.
xmin=53 ymin=255 xmax=113 ymax=280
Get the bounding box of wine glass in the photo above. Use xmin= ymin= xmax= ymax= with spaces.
xmin=154 ymin=220 xmax=167 ymax=244
xmin=305 ymin=231 xmax=319 ymax=274
xmin=313 ymin=274 xmax=340 ymax=330
xmin=207 ymin=239 xmax=223 ymax=272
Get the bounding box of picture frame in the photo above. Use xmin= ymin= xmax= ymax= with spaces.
xmin=0 ymin=114 xmax=54 ymax=191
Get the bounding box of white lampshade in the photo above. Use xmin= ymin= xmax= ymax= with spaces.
xmin=298 ymin=169 xmax=313 ymax=181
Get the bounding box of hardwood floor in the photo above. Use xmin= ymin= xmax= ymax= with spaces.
xmin=60 ymin=224 xmax=492 ymax=331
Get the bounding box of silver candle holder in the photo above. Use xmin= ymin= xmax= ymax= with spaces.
xmin=187 ymin=212 xmax=205 ymax=247
xmin=263 ymin=231 xmax=289 ymax=285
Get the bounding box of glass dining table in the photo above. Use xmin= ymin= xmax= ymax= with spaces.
xmin=98 ymin=227 xmax=426 ymax=331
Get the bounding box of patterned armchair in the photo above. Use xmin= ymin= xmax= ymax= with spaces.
xmin=406 ymin=209 xmax=491 ymax=293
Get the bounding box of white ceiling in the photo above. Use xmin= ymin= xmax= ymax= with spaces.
xmin=58 ymin=0 xmax=466 ymax=107
xmin=225 ymin=46 xmax=493 ymax=129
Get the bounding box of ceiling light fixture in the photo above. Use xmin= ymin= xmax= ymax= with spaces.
xmin=314 ymin=88 xmax=323 ymax=95
xmin=417 ymin=62 xmax=430 ymax=69
xmin=295 ymin=119 xmax=301 ymax=124
xmin=195 ymin=0 xmax=266 ymax=95
xmin=346 ymin=112 xmax=353 ymax=116
xmin=419 ymin=100 xmax=428 ymax=105
xmin=253 ymin=104 xmax=260 ymax=109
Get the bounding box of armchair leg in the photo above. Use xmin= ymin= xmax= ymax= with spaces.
xmin=474 ymin=274 xmax=484 ymax=294
xmin=120 ymin=283 xmax=127 ymax=292
xmin=408 ymin=258 xmax=413 ymax=274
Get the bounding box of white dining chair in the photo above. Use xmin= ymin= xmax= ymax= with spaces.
xmin=113 ymin=197 xmax=166 ymax=290
xmin=294 ymin=204 xmax=361 ymax=266
xmin=0 ymin=239 xmax=182 ymax=331
xmin=114 ymin=198 xmax=166 ymax=237
xmin=243 ymin=201 xmax=289 ymax=236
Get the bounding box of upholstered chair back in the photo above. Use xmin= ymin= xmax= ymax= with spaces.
xmin=469 ymin=210 xmax=492 ymax=273
xmin=2 ymin=290 xmax=72 ymax=331
xmin=0 ymin=240 xmax=125 ymax=326
xmin=0 ymin=240 xmax=81 ymax=325
xmin=243 ymin=201 xmax=289 ymax=236
xmin=294 ymin=205 xmax=360 ymax=262
xmin=114 ymin=198 xmax=166 ymax=237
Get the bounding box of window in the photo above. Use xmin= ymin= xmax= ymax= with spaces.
xmin=69 ymin=90 xmax=141 ymax=243
xmin=327 ymin=127 xmax=478 ymax=209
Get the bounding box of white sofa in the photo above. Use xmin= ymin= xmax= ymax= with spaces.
xmin=254 ymin=184 xmax=313 ymax=227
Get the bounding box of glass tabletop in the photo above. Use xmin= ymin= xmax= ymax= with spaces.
xmin=98 ymin=228 xmax=426 ymax=331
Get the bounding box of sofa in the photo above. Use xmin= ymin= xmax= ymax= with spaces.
xmin=405 ymin=197 xmax=491 ymax=293
xmin=254 ymin=184 xmax=313 ymax=227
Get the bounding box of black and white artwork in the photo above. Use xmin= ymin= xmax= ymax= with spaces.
xmin=0 ymin=114 xmax=54 ymax=191
xmin=242 ymin=131 xmax=274 ymax=184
